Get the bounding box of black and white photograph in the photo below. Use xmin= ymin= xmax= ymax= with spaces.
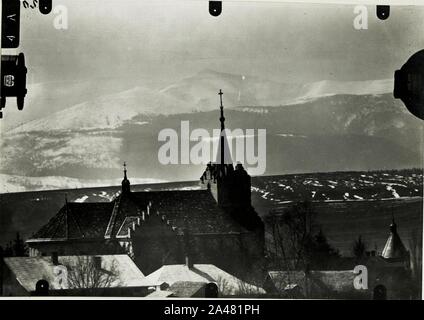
xmin=0 ymin=0 xmax=423 ymax=301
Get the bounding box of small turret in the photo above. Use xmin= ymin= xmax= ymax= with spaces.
xmin=381 ymin=217 xmax=409 ymax=262
xmin=121 ymin=162 xmax=131 ymax=194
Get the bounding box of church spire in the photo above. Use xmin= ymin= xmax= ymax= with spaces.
xmin=121 ymin=162 xmax=131 ymax=194
xmin=215 ymin=89 xmax=233 ymax=169
xmin=390 ymin=211 xmax=396 ymax=233
xmin=219 ymin=89 xmax=225 ymax=131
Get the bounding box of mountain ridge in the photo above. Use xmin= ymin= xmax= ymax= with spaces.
xmin=2 ymin=70 xmax=394 ymax=134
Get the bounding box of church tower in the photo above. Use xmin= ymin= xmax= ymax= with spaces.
xmin=200 ymin=90 xmax=262 ymax=232
xmin=121 ymin=162 xmax=131 ymax=194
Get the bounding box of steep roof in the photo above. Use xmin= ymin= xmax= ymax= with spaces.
xmin=29 ymin=189 xmax=246 ymax=242
xmin=32 ymin=202 xmax=114 ymax=240
xmin=127 ymin=190 xmax=245 ymax=234
xmin=168 ymin=281 xmax=207 ymax=297
xmin=381 ymin=220 xmax=409 ymax=261
xmin=139 ymin=264 xmax=265 ymax=296
xmin=3 ymin=254 xmax=145 ymax=292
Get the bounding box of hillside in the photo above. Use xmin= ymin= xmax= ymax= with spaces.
xmin=0 ymin=169 xmax=421 ymax=257
xmin=0 ymin=70 xmax=422 ymax=193
xmin=1 ymin=92 xmax=422 ymax=193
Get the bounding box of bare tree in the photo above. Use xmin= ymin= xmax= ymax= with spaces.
xmin=267 ymin=200 xmax=318 ymax=270
xmin=352 ymin=235 xmax=366 ymax=262
xmin=266 ymin=200 xmax=340 ymax=298
xmin=62 ymin=256 xmax=120 ymax=294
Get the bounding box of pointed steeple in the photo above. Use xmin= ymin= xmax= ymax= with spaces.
xmin=121 ymin=162 xmax=131 ymax=194
xmin=215 ymin=90 xmax=232 ymax=169
xmin=219 ymin=89 xmax=225 ymax=131
xmin=381 ymin=216 xmax=408 ymax=261
xmin=390 ymin=214 xmax=396 ymax=233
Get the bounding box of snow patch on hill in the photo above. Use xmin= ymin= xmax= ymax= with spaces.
xmin=4 ymin=71 xmax=394 ymax=134
xmin=298 ymin=79 xmax=393 ymax=101
xmin=6 ymin=86 xmax=186 ymax=133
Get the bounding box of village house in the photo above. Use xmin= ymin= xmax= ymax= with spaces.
xmin=140 ymin=259 xmax=266 ymax=298
xmin=264 ymin=218 xmax=413 ymax=299
xmin=0 ymin=254 xmax=147 ymax=296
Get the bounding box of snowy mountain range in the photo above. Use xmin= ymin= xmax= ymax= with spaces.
xmin=1 ymin=70 xmax=421 ymax=193
xmin=2 ymin=70 xmax=393 ymax=133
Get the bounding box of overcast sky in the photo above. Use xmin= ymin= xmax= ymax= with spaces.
xmin=17 ymin=0 xmax=424 ymax=86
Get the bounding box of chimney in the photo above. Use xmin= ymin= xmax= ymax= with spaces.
xmin=93 ymin=256 xmax=102 ymax=270
xmin=51 ymin=252 xmax=59 ymax=265
xmin=185 ymin=256 xmax=194 ymax=269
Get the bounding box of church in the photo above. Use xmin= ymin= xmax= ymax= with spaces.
xmin=26 ymin=91 xmax=265 ymax=276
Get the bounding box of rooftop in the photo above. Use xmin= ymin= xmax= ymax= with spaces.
xmin=3 ymin=254 xmax=145 ymax=292
xmin=29 ymin=189 xmax=246 ymax=243
xmin=267 ymin=270 xmax=359 ymax=296
xmin=381 ymin=220 xmax=409 ymax=261
xmin=139 ymin=264 xmax=265 ymax=296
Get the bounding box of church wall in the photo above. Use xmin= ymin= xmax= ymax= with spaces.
xmin=132 ymin=215 xmax=264 ymax=276
xmin=132 ymin=227 xmax=182 ymax=275
xmin=366 ymin=261 xmax=414 ymax=299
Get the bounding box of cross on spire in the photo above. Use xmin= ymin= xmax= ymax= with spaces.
xmin=122 ymin=161 xmax=131 ymax=193
xmin=219 ymin=89 xmax=225 ymax=131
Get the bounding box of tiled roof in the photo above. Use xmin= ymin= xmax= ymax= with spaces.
xmin=30 ymin=189 xmax=245 ymax=242
xmin=169 ymin=281 xmax=206 ymax=297
xmin=139 ymin=264 xmax=265 ymax=296
xmin=267 ymin=270 xmax=357 ymax=294
xmin=3 ymin=255 xmax=145 ymax=292
xmin=32 ymin=202 xmax=114 ymax=240
xmin=128 ymin=190 xmax=245 ymax=234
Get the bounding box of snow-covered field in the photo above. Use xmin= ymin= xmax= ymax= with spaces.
xmin=251 ymin=170 xmax=423 ymax=205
